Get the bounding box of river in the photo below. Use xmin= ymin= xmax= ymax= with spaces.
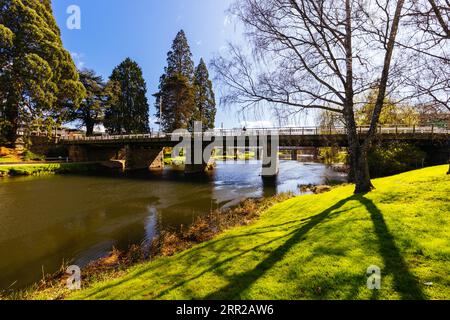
xmin=0 ymin=160 xmax=347 ymax=289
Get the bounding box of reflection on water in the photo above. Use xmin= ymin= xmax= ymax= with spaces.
xmin=0 ymin=160 xmax=346 ymax=289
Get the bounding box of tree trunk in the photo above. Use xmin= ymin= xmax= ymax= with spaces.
xmin=354 ymin=147 xmax=374 ymax=194
xmin=86 ymin=122 xmax=94 ymax=137
xmin=4 ymin=101 xmax=19 ymax=147
xmin=85 ymin=112 xmax=95 ymax=136
xmin=4 ymin=123 xmax=17 ymax=147
xmin=347 ymin=150 xmax=356 ymax=183
xmin=346 ymin=123 xmax=374 ymax=194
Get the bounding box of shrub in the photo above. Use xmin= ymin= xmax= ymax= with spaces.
xmin=368 ymin=142 xmax=426 ymax=177
xmin=319 ymin=147 xmax=348 ymax=165
xmin=22 ymin=150 xmax=45 ymax=161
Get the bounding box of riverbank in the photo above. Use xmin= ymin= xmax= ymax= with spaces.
xmin=2 ymin=193 xmax=293 ymax=300
xmin=9 ymin=165 xmax=448 ymax=300
xmin=0 ymin=163 xmax=101 ymax=177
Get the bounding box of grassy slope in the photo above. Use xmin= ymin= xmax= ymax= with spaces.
xmin=71 ymin=166 xmax=449 ymax=300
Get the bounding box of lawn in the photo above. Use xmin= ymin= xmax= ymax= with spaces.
xmin=69 ymin=166 xmax=449 ymax=300
xmin=0 ymin=163 xmax=99 ymax=176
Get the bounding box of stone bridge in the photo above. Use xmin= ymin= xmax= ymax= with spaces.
xmin=60 ymin=126 xmax=449 ymax=177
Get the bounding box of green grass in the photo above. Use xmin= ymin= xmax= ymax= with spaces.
xmin=213 ymin=152 xmax=256 ymax=161
xmin=0 ymin=163 xmax=99 ymax=177
xmin=163 ymin=156 xmax=186 ymax=166
xmin=64 ymin=166 xmax=449 ymax=300
xmin=22 ymin=150 xmax=45 ymax=162
xmin=0 ymin=156 xmax=19 ymax=163
xmin=164 ymin=152 xmax=257 ymax=165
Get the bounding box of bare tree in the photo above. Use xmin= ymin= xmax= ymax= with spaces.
xmin=404 ymin=0 xmax=450 ymax=173
xmin=404 ymin=0 xmax=449 ymax=111
xmin=212 ymin=0 xmax=406 ymax=193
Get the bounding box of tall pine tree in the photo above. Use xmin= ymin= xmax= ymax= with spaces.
xmin=104 ymin=58 xmax=149 ymax=134
xmin=165 ymin=30 xmax=194 ymax=81
xmin=156 ymin=30 xmax=195 ymax=132
xmin=193 ymin=58 xmax=216 ymax=130
xmin=0 ymin=0 xmax=85 ymax=145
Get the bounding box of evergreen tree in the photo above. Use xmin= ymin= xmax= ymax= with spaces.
xmin=74 ymin=69 xmax=106 ymax=136
xmin=104 ymin=58 xmax=149 ymax=134
xmin=157 ymin=74 xmax=195 ymax=133
xmin=0 ymin=0 xmax=85 ymax=145
xmin=193 ymin=58 xmax=216 ymax=130
xmin=166 ymin=30 xmax=194 ymax=81
xmin=156 ymin=30 xmax=195 ymax=132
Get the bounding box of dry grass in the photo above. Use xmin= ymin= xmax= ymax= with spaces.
xmin=148 ymin=195 xmax=290 ymax=258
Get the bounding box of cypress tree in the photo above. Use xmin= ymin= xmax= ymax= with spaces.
xmin=0 ymin=0 xmax=85 ymax=145
xmin=193 ymin=58 xmax=216 ymax=130
xmin=104 ymin=58 xmax=150 ymax=134
xmin=156 ymin=30 xmax=195 ymax=132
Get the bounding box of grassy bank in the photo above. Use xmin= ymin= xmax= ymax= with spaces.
xmin=0 ymin=163 xmax=100 ymax=177
xmin=19 ymin=166 xmax=450 ymax=299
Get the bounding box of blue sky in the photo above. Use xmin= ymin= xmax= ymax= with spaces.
xmin=51 ymin=0 xmax=257 ymax=130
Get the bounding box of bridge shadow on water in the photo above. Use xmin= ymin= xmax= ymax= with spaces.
xmin=72 ymin=166 xmax=217 ymax=185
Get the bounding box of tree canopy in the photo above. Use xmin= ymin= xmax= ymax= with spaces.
xmin=156 ymin=30 xmax=216 ymax=132
xmin=194 ymin=58 xmax=216 ymax=130
xmin=104 ymin=58 xmax=150 ymax=134
xmin=0 ymin=0 xmax=85 ymax=144
xmin=74 ymin=69 xmax=106 ymax=136
xmin=355 ymin=91 xmax=420 ymax=127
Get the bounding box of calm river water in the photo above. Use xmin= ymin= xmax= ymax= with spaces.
xmin=0 ymin=160 xmax=347 ymax=289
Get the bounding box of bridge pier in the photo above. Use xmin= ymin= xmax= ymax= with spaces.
xmin=184 ymin=139 xmax=214 ymax=174
xmin=261 ymin=136 xmax=279 ymax=178
xmin=68 ymin=145 xmax=164 ymax=171
xmin=68 ymin=145 xmax=88 ymax=162
xmin=68 ymin=145 xmax=118 ymax=163
xmin=256 ymin=147 xmax=262 ymax=160
xmin=291 ymin=149 xmax=298 ymax=161
xmin=123 ymin=146 xmax=164 ymax=171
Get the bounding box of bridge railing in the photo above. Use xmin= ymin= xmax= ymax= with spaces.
xmin=59 ymin=125 xmax=449 ymax=142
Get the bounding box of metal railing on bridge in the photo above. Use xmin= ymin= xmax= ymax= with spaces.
xmin=59 ymin=125 xmax=449 ymax=142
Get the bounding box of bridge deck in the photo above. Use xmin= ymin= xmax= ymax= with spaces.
xmin=59 ymin=126 xmax=449 ymax=148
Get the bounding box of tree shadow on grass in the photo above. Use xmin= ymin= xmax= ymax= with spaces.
xmin=203 ymin=194 xmax=426 ymax=300
xmin=106 ymin=196 xmax=354 ymax=300
xmin=81 ymin=228 xmax=298 ymax=300
xmin=355 ymin=195 xmax=426 ymax=300
xmin=81 ymin=193 xmax=426 ymax=300
xmin=203 ymin=196 xmax=357 ymax=299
